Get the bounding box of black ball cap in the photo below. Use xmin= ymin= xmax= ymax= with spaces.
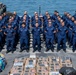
xmin=8 ymin=23 xmax=12 ymax=26
xmin=22 ymin=22 xmax=25 ymax=25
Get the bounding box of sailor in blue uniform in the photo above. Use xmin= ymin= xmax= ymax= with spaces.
xmin=20 ymin=16 xmax=30 ymax=29
xmin=0 ymin=15 xmax=5 ymax=28
xmin=43 ymin=15 xmax=52 ymax=28
xmin=57 ymin=22 xmax=68 ymax=52
xmin=72 ymin=21 xmax=76 ymax=52
xmin=32 ymin=23 xmax=42 ymax=52
xmin=4 ymin=24 xmax=15 ymax=53
xmin=3 ymin=12 xmax=9 ymax=23
xmin=31 ymin=12 xmax=42 ymax=27
xmin=13 ymin=11 xmax=20 ymax=24
xmin=19 ymin=23 xmax=29 ymax=52
xmin=66 ymin=15 xmax=74 ymax=47
xmin=6 ymin=18 xmax=13 ymax=28
xmin=52 ymin=10 xmax=59 ymax=21
xmin=62 ymin=12 xmax=68 ymax=22
xmin=45 ymin=21 xmax=56 ymax=52
xmin=6 ymin=17 xmax=18 ymax=47
xmin=43 ymin=11 xmax=49 ymax=21
xmin=73 ymin=11 xmax=76 ymax=20
xmin=31 ymin=12 xmax=39 ymax=21
xmin=21 ymin=11 xmax=30 ymax=22
xmin=0 ymin=27 xmax=3 ymax=51
xmin=32 ymin=16 xmax=42 ymax=27
xmin=11 ymin=16 xmax=19 ymax=48
xmin=0 ymin=15 xmax=5 ymax=50
xmin=43 ymin=17 xmax=52 ymax=41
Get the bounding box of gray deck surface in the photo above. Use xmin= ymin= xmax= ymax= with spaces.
xmin=0 ymin=33 xmax=76 ymax=75
xmin=0 ymin=43 xmax=76 ymax=75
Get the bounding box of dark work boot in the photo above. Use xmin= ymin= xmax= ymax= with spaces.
xmin=6 ymin=50 xmax=10 ymax=53
xmin=46 ymin=48 xmax=49 ymax=52
xmin=72 ymin=49 xmax=75 ymax=52
xmin=63 ymin=49 xmax=66 ymax=52
xmin=26 ymin=48 xmax=29 ymax=52
xmin=20 ymin=48 xmax=24 ymax=52
xmin=38 ymin=49 xmax=41 ymax=52
xmin=57 ymin=48 xmax=60 ymax=52
xmin=51 ymin=48 xmax=54 ymax=52
xmin=33 ymin=48 xmax=36 ymax=52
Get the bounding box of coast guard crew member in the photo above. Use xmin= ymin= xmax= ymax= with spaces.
xmin=0 ymin=15 xmax=5 ymax=50
xmin=0 ymin=27 xmax=3 ymax=51
xmin=4 ymin=24 xmax=15 ymax=53
xmin=21 ymin=11 xmax=30 ymax=22
xmin=32 ymin=23 xmax=42 ymax=52
xmin=19 ymin=23 xmax=29 ymax=52
xmin=72 ymin=21 xmax=76 ymax=52
xmin=45 ymin=21 xmax=56 ymax=52
xmin=32 ymin=16 xmax=42 ymax=27
xmin=57 ymin=22 xmax=68 ymax=52
xmin=31 ymin=12 xmax=39 ymax=21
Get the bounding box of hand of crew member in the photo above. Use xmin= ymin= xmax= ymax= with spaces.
xmin=4 ymin=32 xmax=7 ymax=35
xmin=53 ymin=30 xmax=56 ymax=33
xmin=0 ymin=29 xmax=2 ymax=32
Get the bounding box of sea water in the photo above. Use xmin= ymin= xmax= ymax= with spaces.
xmin=0 ymin=0 xmax=76 ymax=16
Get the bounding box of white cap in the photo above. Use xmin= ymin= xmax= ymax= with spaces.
xmin=13 ymin=11 xmax=17 ymax=15
xmin=34 ymin=12 xmax=37 ymax=14
xmin=24 ymin=11 xmax=27 ymax=14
